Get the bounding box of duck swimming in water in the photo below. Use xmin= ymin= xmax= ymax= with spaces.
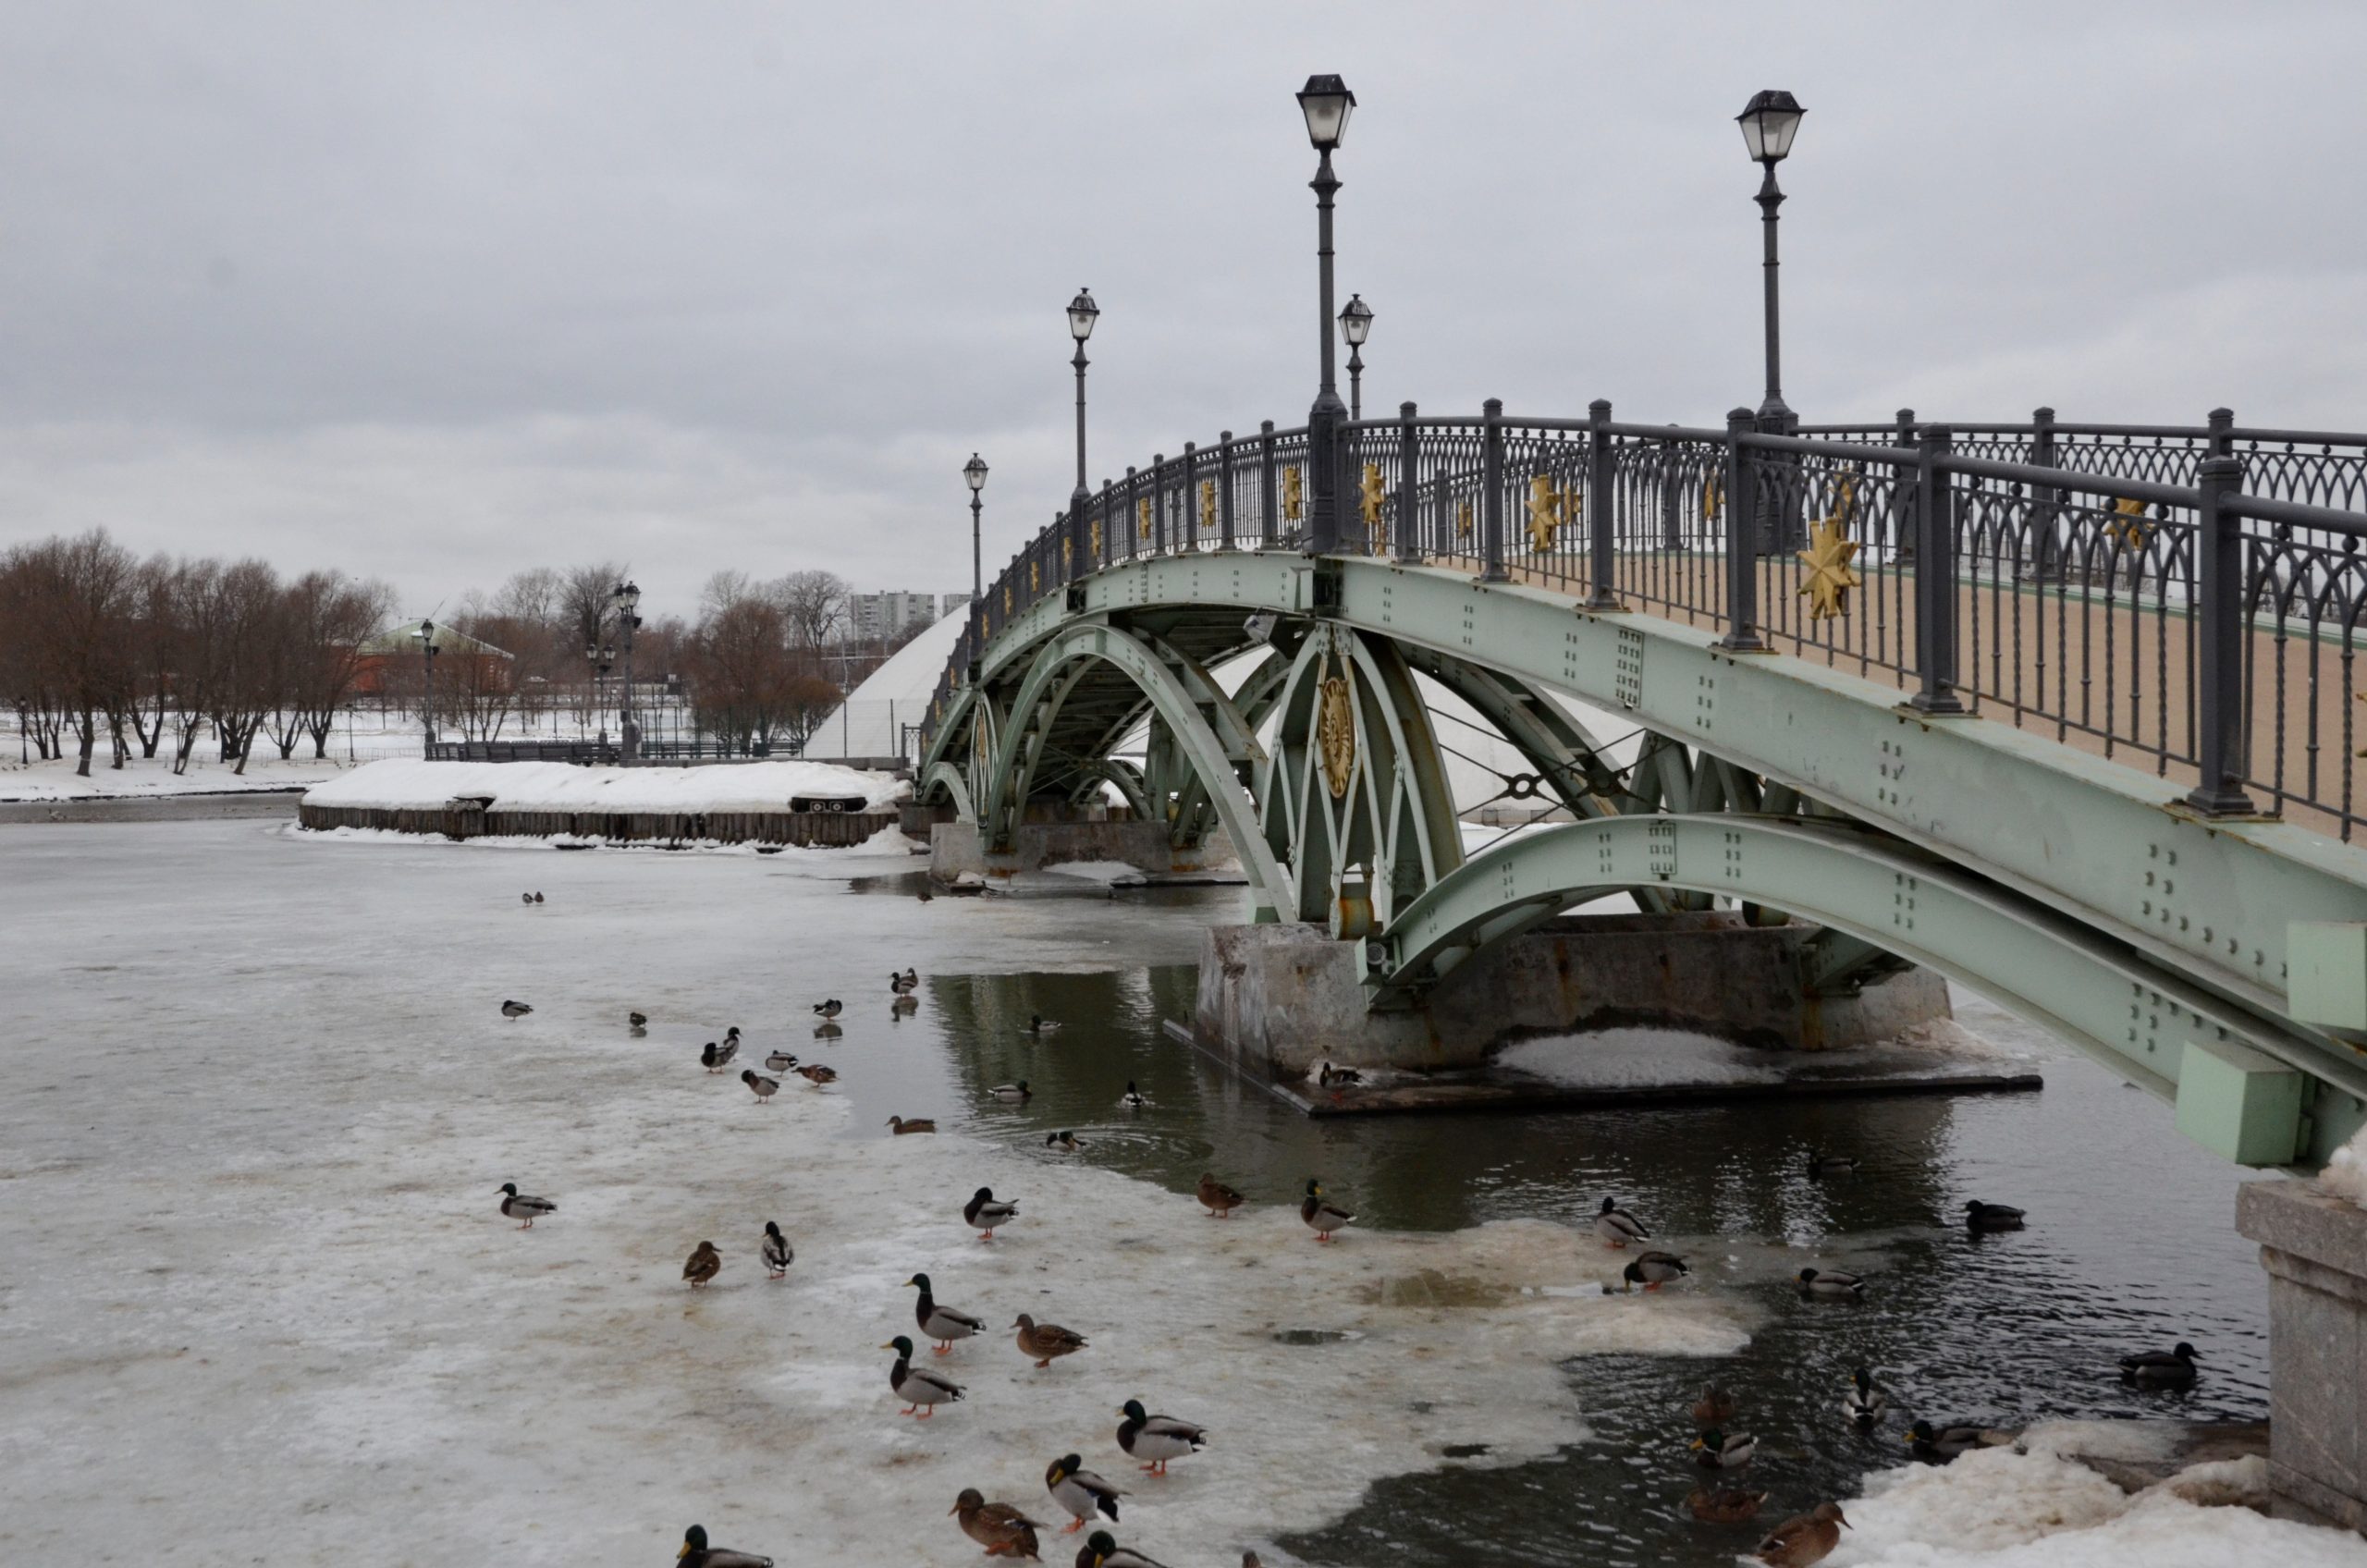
xmin=1964 ymin=1199 xmax=2027 ymax=1232
xmin=989 ymin=1080 xmax=1033 ymax=1104
xmin=1806 ymin=1152 xmax=1857 ymax=1179
xmin=2119 ymin=1341 xmax=2200 ymax=1389
xmin=1690 ymin=1427 xmax=1757 ymax=1469
xmin=1045 ymin=1131 xmax=1089 ymax=1152
xmin=1842 ymin=1367 xmax=1886 ymax=1425
xmin=1797 ymin=1268 xmax=1866 ymax=1300
xmin=1028 ymin=1013 xmax=1061 ymax=1035
xmin=1117 ymin=1081 xmax=1151 ymax=1110
xmin=1687 ymin=1487 xmax=1768 ymax=1524
xmin=1691 ymin=1383 xmax=1737 ymax=1426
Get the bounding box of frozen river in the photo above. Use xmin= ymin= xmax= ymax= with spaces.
xmin=4 ymin=818 xmax=2361 ymax=1566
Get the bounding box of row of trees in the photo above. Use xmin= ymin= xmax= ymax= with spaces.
xmin=0 ymin=530 xmax=392 ymax=777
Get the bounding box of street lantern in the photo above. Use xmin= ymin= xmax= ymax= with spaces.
xmin=1339 ymin=293 xmax=1374 ymax=421
xmin=1736 ymin=89 xmax=1805 ymax=428
xmin=1296 ymin=74 xmax=1355 ymax=151
xmin=964 ymin=453 xmax=988 ymax=493
xmin=1735 ymin=89 xmax=1805 ymax=165
xmin=416 ymin=619 xmax=442 ymax=748
xmin=610 ymin=580 xmax=644 ymax=764
xmin=963 ymin=453 xmax=988 ymax=677
xmin=1067 ymin=288 xmax=1098 ymax=343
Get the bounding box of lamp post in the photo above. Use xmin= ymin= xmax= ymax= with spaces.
xmin=1736 ymin=90 xmax=1805 ymax=430
xmin=415 ymin=619 xmax=442 ymax=751
xmin=1066 ymin=288 xmax=1098 ymax=509
xmin=1338 ymin=293 xmax=1373 ymax=421
xmin=586 ymin=641 xmax=614 ymax=753
xmin=963 ymin=453 xmax=988 ymax=676
xmin=1296 ymin=73 xmax=1355 ymax=554
xmin=611 ymin=580 xmax=642 ymax=764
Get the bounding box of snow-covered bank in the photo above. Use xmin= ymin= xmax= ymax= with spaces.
xmin=301 ymin=757 xmax=906 ymax=813
xmin=0 ymin=751 xmax=359 ymax=800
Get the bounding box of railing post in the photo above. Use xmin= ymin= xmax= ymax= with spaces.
xmin=1911 ymin=423 xmax=1965 ymax=713
xmin=1395 ymin=401 xmax=1420 ymax=563
xmin=2029 ymin=405 xmax=2057 ymax=582
xmin=1217 ymin=432 xmax=1235 ymax=551
xmin=1585 ymin=398 xmax=1621 ymax=609
xmin=1123 ymin=466 xmax=1138 ymax=562
xmin=1309 ymin=404 xmax=1343 ymax=556
xmin=2188 ymin=454 xmax=2257 ymax=815
xmin=2208 ymin=405 xmax=2235 ymax=459
xmin=1719 ymin=408 xmax=1764 ymax=650
xmin=1893 ymin=408 xmax=1918 ymax=561
xmin=1258 ymin=421 xmax=1278 ymax=547
xmin=1662 ymin=423 xmax=1682 ymax=551
xmin=1480 ymin=398 xmax=1509 ymax=582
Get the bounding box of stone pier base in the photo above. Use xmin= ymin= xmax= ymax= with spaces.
xmin=930 ymin=819 xmax=1237 ymax=884
xmin=2237 ymin=1178 xmax=2367 ymax=1535
xmin=1194 ymin=911 xmax=1953 ymax=1081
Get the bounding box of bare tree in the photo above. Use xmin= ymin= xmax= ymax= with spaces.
xmin=277 ymin=571 xmax=393 ymax=758
xmin=777 ymin=569 xmax=848 ymax=653
xmin=208 ymin=559 xmax=282 ymax=773
xmin=13 ymin=531 xmax=139 ymax=777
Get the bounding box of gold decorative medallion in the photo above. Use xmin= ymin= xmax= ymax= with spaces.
xmin=1060 ymin=535 xmax=1072 ymax=569
xmin=2111 ymin=495 xmax=2152 ymax=548
xmin=1282 ymin=465 xmax=1304 ymax=521
xmin=1317 ymin=669 xmax=1355 ymax=799
xmin=1795 ymin=514 xmax=1863 ymax=621
xmin=1199 ymin=479 xmax=1217 ymax=531
xmin=1137 ymin=495 xmax=1153 ymax=541
xmin=1359 ymin=461 xmax=1388 ymax=543
xmin=1028 ymin=559 xmax=1039 ymax=593
xmin=1702 ymin=472 xmax=1724 ymax=521
xmin=1456 ymin=499 xmax=1475 ymax=540
xmin=1002 ymin=583 xmax=1012 ymax=614
xmin=1089 ymin=516 xmax=1102 ymax=556
xmin=1527 ymin=473 xmax=1569 ymax=552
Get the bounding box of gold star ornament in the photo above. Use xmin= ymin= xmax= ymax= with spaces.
xmin=1282 ymin=465 xmax=1304 ymax=522
xmin=1199 ymin=479 xmax=1217 ymax=532
xmin=1795 ymin=514 xmax=1862 ymax=622
xmin=1359 ymin=462 xmax=1387 ymax=543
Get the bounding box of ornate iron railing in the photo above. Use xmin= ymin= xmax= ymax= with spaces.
xmin=929 ymin=404 xmax=2367 ymax=841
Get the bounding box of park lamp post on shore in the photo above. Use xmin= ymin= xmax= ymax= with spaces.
xmin=1737 ymin=89 xmax=1805 ymax=430
xmin=415 ymin=619 xmax=441 ymax=749
xmin=964 ymin=452 xmax=988 ymax=674
xmin=1339 ymin=293 xmax=1373 ymax=422
xmin=586 ymin=639 xmax=615 ymax=750
xmin=1066 ymin=288 xmax=1098 ymax=515
xmin=611 ymin=580 xmax=642 ymax=764
xmin=1296 ymin=72 xmax=1356 ymax=552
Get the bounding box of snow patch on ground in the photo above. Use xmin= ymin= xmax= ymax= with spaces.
xmin=301 ymin=757 xmax=907 ymax=813
xmin=2319 ymin=1121 xmax=2367 ymax=1210
xmin=286 ymin=820 xmax=920 ymax=857
xmin=0 ymin=752 xmax=357 ymax=800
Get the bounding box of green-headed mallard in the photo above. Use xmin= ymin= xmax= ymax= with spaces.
xmin=628 ymin=1011 xmax=648 ymax=1028
xmin=1117 ymin=1399 xmax=1206 ymax=1476
xmin=496 ymin=1182 xmax=555 ymax=1228
xmin=1196 ymin=1172 xmax=1245 ymax=1219
xmin=1691 ymin=1382 xmax=1737 ymax=1426
xmin=682 ymin=1241 xmax=721 ymax=1288
xmin=760 ymin=1221 xmax=792 ymax=1279
xmin=950 ymin=1488 xmax=1042 ymax=1558
xmin=1842 ymin=1366 xmax=1885 ymax=1425
xmin=1045 ymin=1452 xmax=1124 ymax=1531
xmin=1046 ymin=1131 xmax=1089 ymax=1152
xmin=500 ymin=999 xmax=532 ymax=1019
xmin=702 ymin=1039 xmax=737 ymax=1073
xmin=677 ymin=1524 xmax=771 ymax=1568
xmin=990 ymin=1081 xmax=1033 ymax=1104
xmin=1029 ymin=1014 xmax=1062 ymax=1035
xmin=813 ymin=998 xmax=843 ymax=1020
xmin=1904 ymin=1419 xmax=2015 ymax=1464
xmin=1301 ymin=1179 xmax=1355 ymax=1242
xmin=1622 ymin=1251 xmax=1688 ymax=1292
xmin=886 ymin=1115 xmax=937 ymax=1134
xmin=966 ymin=1186 xmax=1019 ymax=1240
xmin=1687 ymin=1486 xmax=1768 ymax=1524
xmin=1963 ymin=1199 xmax=2026 ymax=1232
xmin=1754 ymin=1501 xmax=1848 ymax=1567
xmin=1317 ymin=1061 xmax=1363 ymax=1096
xmin=741 ymin=1069 xmax=780 ymax=1104
xmin=907 ymin=1272 xmax=983 ymax=1353
xmin=1806 ymin=1152 xmax=1856 ymax=1179
xmin=1015 ymin=1313 xmax=1087 ymax=1368
xmin=1119 ymin=1081 xmax=1151 ymax=1110
xmin=2118 ymin=1341 xmax=2200 ymax=1388
xmin=765 ymin=1048 xmax=795 ymax=1073
xmin=1690 ymin=1427 xmax=1756 ymax=1469
xmin=884 ymin=1336 xmax=964 ymax=1418
xmin=1797 ymin=1267 xmax=1865 ymax=1300
xmin=1076 ymin=1530 xmax=1172 ymax=1568
xmin=1592 ymin=1195 xmax=1650 ymax=1248
xmin=891 ymin=969 xmax=919 ymax=995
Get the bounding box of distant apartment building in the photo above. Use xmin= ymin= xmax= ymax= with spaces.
xmin=847 ymin=591 xmax=943 ymax=642
xmin=939 ymin=593 xmax=974 ymax=615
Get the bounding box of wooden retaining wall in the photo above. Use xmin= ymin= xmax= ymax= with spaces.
xmin=297 ymin=802 xmax=901 ymax=848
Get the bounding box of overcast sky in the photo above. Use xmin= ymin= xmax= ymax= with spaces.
xmin=1 ymin=3 xmax=2361 ymax=620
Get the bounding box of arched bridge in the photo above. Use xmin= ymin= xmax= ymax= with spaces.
xmin=919 ymin=400 xmax=2367 ymax=1168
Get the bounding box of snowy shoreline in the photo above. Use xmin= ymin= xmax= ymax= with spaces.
xmin=301 ymin=757 xmax=907 ymax=814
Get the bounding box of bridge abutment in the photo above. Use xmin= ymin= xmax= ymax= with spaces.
xmin=2237 ymin=1179 xmax=2367 ymax=1535
xmin=1193 ymin=911 xmax=1952 ymax=1081
xmin=929 ymin=818 xmax=1239 ymax=886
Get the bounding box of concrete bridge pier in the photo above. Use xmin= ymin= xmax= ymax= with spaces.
xmin=1192 ymin=912 xmax=1953 ymax=1082
xmin=928 ymin=813 xmax=1239 ymax=886
xmin=2238 ymin=1179 xmax=2367 ymax=1534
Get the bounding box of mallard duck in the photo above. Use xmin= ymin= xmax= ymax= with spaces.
xmin=677 ymin=1524 xmax=772 ymax=1568
xmin=702 ymin=1039 xmax=738 ymax=1073
xmin=724 ymin=1025 xmax=742 ymax=1047
xmin=1904 ymin=1419 xmax=2015 ymax=1464
xmin=682 ymin=1241 xmax=721 ymax=1288
xmin=1014 ymin=1313 xmax=1087 ymax=1368
xmin=887 ymin=1115 xmax=938 ymax=1134
xmin=765 ymin=1048 xmax=795 ymax=1073
xmin=908 ymin=1272 xmax=983 ymax=1353
xmin=795 ymin=1062 xmax=839 ymax=1086
xmin=2119 ymin=1341 xmax=2200 ymax=1388
xmin=1806 ymin=1152 xmax=1856 ymax=1179
xmin=884 ymin=1336 xmax=964 ymax=1417
xmin=533 ymin=891 xmax=544 ymax=904
xmin=1118 ymin=1081 xmax=1150 ymax=1110
xmin=1300 ymin=1179 xmax=1355 ymax=1242
xmin=628 ymin=1011 xmax=648 ymax=1028
xmin=1687 ymin=1486 xmax=1769 ymax=1524
xmin=990 ymin=1080 xmax=1034 ymax=1104
xmin=521 ymin=892 xmax=533 ymax=905
xmin=1317 ymin=1060 xmax=1363 ymax=1091
xmin=891 ymin=969 xmax=919 ymax=995
xmin=500 ymin=999 xmax=532 ymax=1019
xmin=1797 ymin=1267 xmax=1865 ymax=1299
xmin=1622 ymin=1251 xmax=1689 ymax=1292
xmin=813 ymin=998 xmax=843 ymax=1020
xmin=496 ymin=1182 xmax=555 ymax=1228
xmin=1029 ymin=1013 xmax=1062 ymax=1035
xmin=1196 ymin=1172 xmax=1245 ymax=1219
xmin=1964 ymin=1199 xmax=2026 ymax=1232
xmin=1754 ymin=1501 xmax=1848 ymax=1567
xmin=1046 ymin=1131 xmax=1089 ymax=1152
xmin=1691 ymin=1382 xmax=1737 ymax=1426
xmin=1592 ymin=1195 xmax=1650 ymax=1248
xmin=1116 ymin=1399 xmax=1205 ymax=1475
xmin=1690 ymin=1427 xmax=1756 ymax=1469
xmin=966 ymin=1186 xmax=1019 ymax=1239
xmin=950 ymin=1488 xmax=1042 ymax=1558
xmin=1076 ymin=1531 xmax=1172 ymax=1568
xmin=1842 ymin=1366 xmax=1886 ymax=1424
xmin=761 ymin=1221 xmax=792 ymax=1278
xmin=741 ymin=1069 xmax=779 ymax=1103
xmin=1045 ymin=1452 xmax=1124 ymax=1531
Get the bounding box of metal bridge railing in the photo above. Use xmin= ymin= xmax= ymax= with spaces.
xmin=926 ymin=403 xmax=2367 ymax=843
